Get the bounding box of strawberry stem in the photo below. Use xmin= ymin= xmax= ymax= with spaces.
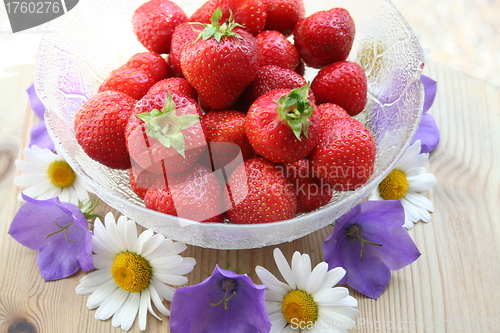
xmin=188 ymin=7 xmax=244 ymax=43
xmin=275 ymin=83 xmax=314 ymax=141
xmin=136 ymin=93 xmax=200 ymax=158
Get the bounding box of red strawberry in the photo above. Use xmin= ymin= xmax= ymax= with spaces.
xmin=74 ymin=91 xmax=137 ymax=169
xmin=294 ymin=59 xmax=305 ymax=76
xmin=263 ymin=0 xmax=305 ymax=37
xmin=129 ymin=168 xmax=167 ymax=200
xmin=181 ymin=9 xmax=259 ymax=110
xmin=169 ymin=22 xmax=199 ymax=76
xmin=99 ymin=53 xmax=168 ymax=100
xmin=317 ymin=103 xmax=350 ymax=133
xmin=99 ymin=52 xmax=168 ymax=99
xmin=282 ymin=159 xmax=332 ymax=213
xmin=165 ymin=55 xmax=184 ymax=78
xmin=125 ymin=52 xmax=169 ymax=82
xmin=293 ymin=7 xmax=355 ymax=68
xmin=188 ymin=0 xmax=219 ymax=23
xmin=240 ymin=65 xmax=308 ymax=109
xmin=309 ymin=117 xmax=376 ymax=191
xmin=132 ymin=0 xmax=188 ymax=54
xmin=255 ymin=30 xmax=299 ymax=70
xmin=125 ymin=90 xmax=206 ymax=175
xmin=98 ymin=66 xmax=155 ymax=100
xmin=144 ymin=163 xmax=224 ymax=222
xmin=226 ymin=157 xmax=297 ymax=224
xmin=200 ymin=110 xmax=256 ymax=170
xmin=245 ymin=84 xmax=320 ymax=163
xmin=189 ymin=0 xmax=267 ymax=36
xmin=147 ymin=77 xmax=198 ymax=101
xmin=311 ymin=61 xmax=368 ymax=116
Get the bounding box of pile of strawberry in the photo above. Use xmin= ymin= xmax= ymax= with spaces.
xmin=74 ymin=0 xmax=376 ymax=224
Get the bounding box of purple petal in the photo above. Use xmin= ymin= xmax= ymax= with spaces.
xmin=356 ymin=203 xmax=421 ymax=270
xmin=421 ymin=75 xmax=437 ymax=113
xmin=9 ymin=196 xmax=79 ymax=250
xmin=27 ymin=83 xmax=46 ymax=120
xmin=170 ymin=265 xmax=271 ymax=333
xmin=37 ymin=225 xmax=92 ymax=281
xmin=8 ymin=194 xmax=94 ymax=281
xmin=413 ymin=113 xmax=440 ymax=153
xmin=29 ymin=121 xmax=55 ymax=151
xmin=323 ymin=201 xmax=420 ymax=299
xmin=77 ymin=230 xmax=94 ymax=272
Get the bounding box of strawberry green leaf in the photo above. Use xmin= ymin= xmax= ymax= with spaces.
xmin=187 ymin=7 xmax=243 ymax=43
xmin=276 ymin=83 xmax=314 ymax=141
xmin=135 ymin=93 xmax=200 ymax=158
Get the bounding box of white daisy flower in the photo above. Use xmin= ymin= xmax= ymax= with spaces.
xmin=370 ymin=140 xmax=436 ymax=229
xmin=14 ymin=145 xmax=91 ymax=205
xmin=75 ymin=213 xmax=196 ymax=331
xmin=255 ymin=248 xmax=358 ymax=333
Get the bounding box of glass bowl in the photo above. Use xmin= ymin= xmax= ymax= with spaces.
xmin=35 ymin=0 xmax=424 ymax=249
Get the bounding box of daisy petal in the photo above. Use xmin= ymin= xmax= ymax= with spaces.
xmin=95 ymin=287 xmax=129 ymax=320
xmin=149 ymin=284 xmax=170 ymax=316
xmin=407 ymin=173 xmax=436 ymax=192
xmin=273 ymin=248 xmax=296 ymax=289
xmin=306 ymin=262 xmax=329 ymax=294
xmin=112 ymin=291 xmax=140 ymax=331
xmin=255 ymin=266 xmax=290 ymax=296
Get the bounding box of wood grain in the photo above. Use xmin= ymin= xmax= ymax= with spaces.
xmin=0 ymin=61 xmax=499 ymax=333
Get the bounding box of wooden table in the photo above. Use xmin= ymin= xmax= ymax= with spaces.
xmin=1 ymin=58 xmax=499 ymax=332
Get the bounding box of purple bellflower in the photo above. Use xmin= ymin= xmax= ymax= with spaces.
xmin=170 ymin=264 xmax=271 ymax=333
xmin=412 ymin=75 xmax=439 ymax=153
xmin=323 ymin=200 xmax=421 ymax=299
xmin=8 ymin=194 xmax=93 ymax=281
xmin=27 ymin=83 xmax=55 ymax=151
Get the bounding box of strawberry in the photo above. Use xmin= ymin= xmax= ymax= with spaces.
xmin=317 ymin=103 xmax=350 ymax=134
xmin=309 ymin=117 xmax=376 ymax=191
xmin=255 ymin=30 xmax=299 ymax=70
xmin=98 ymin=66 xmax=154 ymax=100
xmin=165 ymin=55 xmax=184 ymax=78
xmin=240 ymin=65 xmax=308 ymax=109
xmin=74 ymin=91 xmax=137 ymax=169
xmin=144 ymin=163 xmax=224 ymax=222
xmin=129 ymin=168 xmax=167 ymax=200
xmin=181 ymin=8 xmax=260 ymax=110
xmin=189 ymin=0 xmax=267 ymax=36
xmin=132 ymin=0 xmax=188 ymax=54
xmin=200 ymin=110 xmax=256 ymax=170
xmin=245 ymin=84 xmax=320 ymax=163
xmin=294 ymin=59 xmax=305 ymax=76
xmin=311 ymin=61 xmax=368 ymax=116
xmin=98 ymin=52 xmax=168 ymax=100
xmin=125 ymin=52 xmax=169 ymax=82
xmin=293 ymin=7 xmax=355 ymax=68
xmin=282 ymin=159 xmax=332 ymax=213
xmin=169 ymin=22 xmax=199 ymax=76
xmin=226 ymin=157 xmax=297 ymax=224
xmin=125 ymin=90 xmax=205 ymax=175
xmin=147 ymin=77 xmax=198 ymax=101
xmin=263 ymin=0 xmax=305 ymax=37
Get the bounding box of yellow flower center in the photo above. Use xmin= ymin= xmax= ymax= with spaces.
xmin=47 ymin=160 xmax=76 ymax=188
xmin=111 ymin=252 xmax=151 ymax=293
xmin=378 ymin=169 xmax=409 ymax=200
xmin=282 ymin=290 xmax=318 ymax=327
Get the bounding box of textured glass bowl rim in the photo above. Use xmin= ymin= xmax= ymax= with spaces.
xmin=36 ymin=0 xmax=425 ymax=249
